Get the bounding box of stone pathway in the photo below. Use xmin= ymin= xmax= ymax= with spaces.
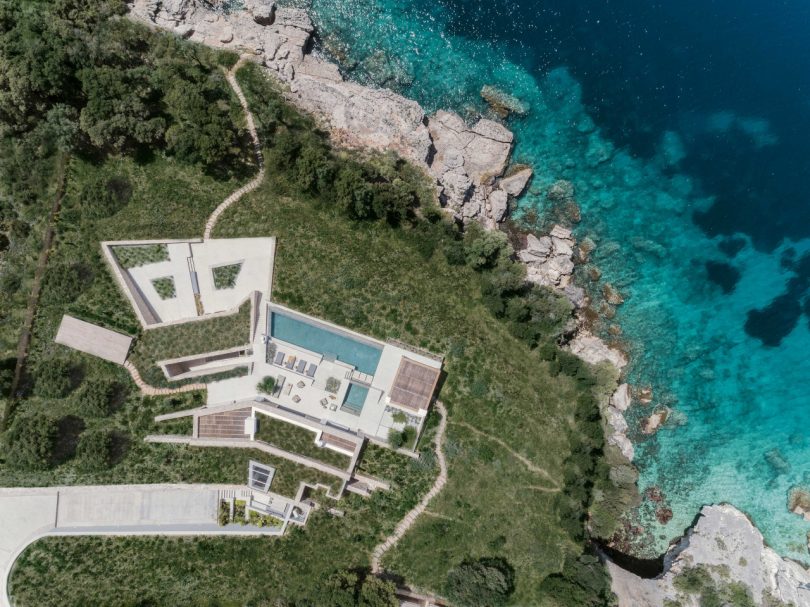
xmin=371 ymin=402 xmax=448 ymax=573
xmin=203 ymin=56 xmax=265 ymax=240
xmin=123 ymin=361 xmax=205 ymax=396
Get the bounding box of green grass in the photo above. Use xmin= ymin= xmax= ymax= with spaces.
xmin=212 ymin=262 xmax=242 ymax=289
xmin=113 ymin=244 xmax=169 ymax=269
xmin=6 ymin=61 xmax=615 ymax=607
xmin=127 ymin=300 xmax=251 ymax=388
xmin=150 ymin=276 xmax=176 ymax=299
xmin=254 ymin=412 xmax=352 ymax=469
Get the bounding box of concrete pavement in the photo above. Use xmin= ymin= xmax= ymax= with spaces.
xmin=0 ymin=483 xmax=272 ymax=607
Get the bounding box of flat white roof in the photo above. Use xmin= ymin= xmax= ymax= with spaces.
xmin=206 ymin=301 xmax=442 ymax=441
xmin=103 ymin=238 xmax=275 ymax=327
xmin=54 ymin=315 xmax=133 ymax=364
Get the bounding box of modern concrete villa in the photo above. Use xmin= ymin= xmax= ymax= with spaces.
xmin=56 ymin=236 xmax=444 ymax=502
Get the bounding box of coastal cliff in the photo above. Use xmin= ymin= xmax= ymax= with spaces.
xmin=607 ymin=504 xmax=810 ymax=606
xmin=127 ymin=0 xmax=655 ymax=594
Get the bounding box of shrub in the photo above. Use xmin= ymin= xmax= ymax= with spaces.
xmin=256 ymin=376 xmax=275 ymax=395
xmin=6 ymin=414 xmax=59 ymax=470
xmin=76 ymin=427 xmax=114 ymax=471
xmin=218 ymin=500 xmax=230 ymax=526
xmin=445 ymin=557 xmax=515 ymax=607
xmin=151 ymin=276 xmax=176 ymax=299
xmin=33 ymin=358 xmax=76 ymax=399
xmin=74 ymin=379 xmax=117 ymax=416
xmin=401 ymin=425 xmax=417 ymax=447
xmin=325 ymin=377 xmax=341 ymax=394
xmin=391 ymin=410 xmax=407 ymax=424
xmin=112 ymin=244 xmax=169 ymax=269
xmin=212 ymin=263 xmax=242 ymax=289
xmin=387 ymin=427 xmax=405 ymax=449
xmin=80 ymin=173 xmax=132 ymax=219
xmin=233 ymin=500 xmax=246 ymax=525
xmin=43 ymin=262 xmax=92 ymax=304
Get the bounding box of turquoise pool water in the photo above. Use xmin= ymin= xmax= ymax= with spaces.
xmin=343 ymin=383 xmax=369 ymax=415
xmin=303 ymin=0 xmax=810 ymax=561
xmin=269 ymin=311 xmax=383 ymax=376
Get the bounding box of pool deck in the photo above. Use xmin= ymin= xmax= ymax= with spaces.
xmin=205 ymin=301 xmax=440 ymax=442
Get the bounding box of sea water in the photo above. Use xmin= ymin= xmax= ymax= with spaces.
xmin=300 ymin=0 xmax=810 ymax=560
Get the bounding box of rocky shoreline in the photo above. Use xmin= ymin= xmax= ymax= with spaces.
xmin=125 ymin=1 xmax=808 ymax=602
xmin=129 ymin=0 xmax=636 ymax=543
xmin=607 ymin=504 xmax=810 ymax=606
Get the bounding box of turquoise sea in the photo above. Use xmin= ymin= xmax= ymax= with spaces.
xmin=300 ymin=0 xmax=810 ymax=560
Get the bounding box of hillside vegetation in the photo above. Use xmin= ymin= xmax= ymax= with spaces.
xmin=2 ymin=2 xmax=623 ymax=606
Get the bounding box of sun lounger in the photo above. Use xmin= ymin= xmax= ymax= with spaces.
xmin=306 ymin=363 xmax=317 ymax=377
xmin=273 ymin=351 xmax=284 ymax=365
xmin=285 ymin=355 xmax=296 ymax=369
xmin=283 ymin=383 xmax=292 ymax=396
xmin=295 ymin=359 xmax=306 ymax=374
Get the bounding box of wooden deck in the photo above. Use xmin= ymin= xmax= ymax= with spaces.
xmin=197 ymin=407 xmax=252 ymax=439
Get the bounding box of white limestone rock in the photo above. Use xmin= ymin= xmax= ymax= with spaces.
xmin=611 ymin=383 xmax=632 ymax=412
xmin=488 ymin=189 xmax=509 ymax=222
xmin=607 ymin=504 xmax=810 ymax=607
xmin=608 ymin=431 xmax=635 ymax=462
xmin=498 ymin=167 xmax=533 ymax=197
xmin=247 ymin=0 xmax=275 ymax=25
xmin=567 ymin=331 xmax=628 ymax=370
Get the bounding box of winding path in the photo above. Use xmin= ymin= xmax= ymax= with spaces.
xmin=451 ymin=420 xmax=561 ymax=489
xmin=203 ymin=56 xmax=265 ymax=240
xmin=371 ymin=401 xmax=448 ymax=573
xmin=123 ymin=361 xmax=206 ymax=396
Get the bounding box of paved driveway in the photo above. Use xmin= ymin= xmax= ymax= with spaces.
xmin=0 ymin=484 xmax=256 ymax=607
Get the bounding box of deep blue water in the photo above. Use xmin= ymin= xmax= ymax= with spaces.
xmin=303 ymin=0 xmax=810 ymax=559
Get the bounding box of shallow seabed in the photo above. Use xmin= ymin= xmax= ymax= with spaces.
xmin=299 ymin=0 xmax=810 ymax=560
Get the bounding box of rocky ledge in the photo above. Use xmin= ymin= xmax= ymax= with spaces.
xmin=129 ymin=0 xmax=524 ymax=230
xmin=607 ymin=504 xmax=810 ymax=607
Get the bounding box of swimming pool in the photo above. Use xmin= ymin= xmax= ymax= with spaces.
xmin=342 ymin=383 xmax=369 ymax=415
xmin=269 ymin=311 xmax=382 ymax=376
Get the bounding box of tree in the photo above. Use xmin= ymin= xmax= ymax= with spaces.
xmin=309 ymin=570 xmax=358 ymax=607
xmin=538 ymin=553 xmax=614 ymax=607
xmin=256 ymin=376 xmax=276 ymax=395
xmin=463 ymin=226 xmax=511 ymax=270
xmin=76 ymin=427 xmax=114 ymax=471
xmin=446 ymin=557 xmax=515 ymax=607
xmin=335 ymin=164 xmax=374 ymax=219
xmin=358 ymin=576 xmax=398 ymax=607
xmin=6 ymin=414 xmax=59 ymax=470
xmin=294 ymin=137 xmax=334 ymax=195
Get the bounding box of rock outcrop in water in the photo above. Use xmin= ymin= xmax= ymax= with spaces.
xmin=607 ymin=504 xmax=810 ymax=606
